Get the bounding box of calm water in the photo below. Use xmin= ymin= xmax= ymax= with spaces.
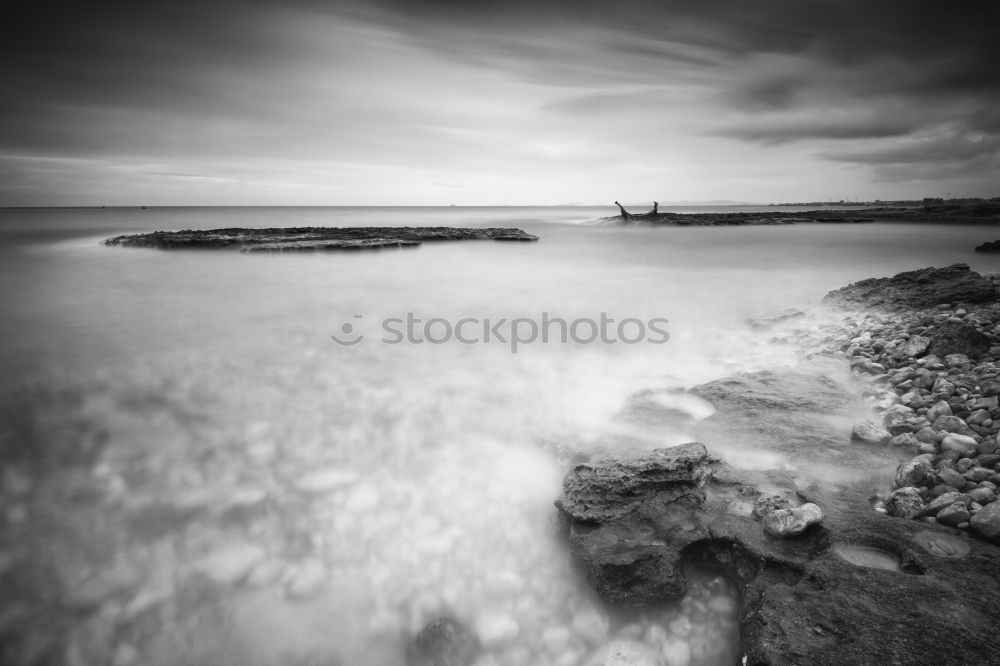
xmin=2 ymin=206 xmax=1000 ymax=666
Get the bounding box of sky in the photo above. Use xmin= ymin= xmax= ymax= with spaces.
xmin=1 ymin=0 xmax=998 ymax=206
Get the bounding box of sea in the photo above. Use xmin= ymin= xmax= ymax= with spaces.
xmin=2 ymin=205 xmax=1000 ymax=665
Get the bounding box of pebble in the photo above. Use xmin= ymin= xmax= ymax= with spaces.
xmin=193 ymin=543 xmax=266 ymax=586
xmin=296 ymin=468 xmax=361 ymax=494
xmin=571 ymin=606 xmax=610 ymax=646
xmin=474 ymin=612 xmax=520 ymax=648
xmin=284 ymin=558 xmax=327 ymax=599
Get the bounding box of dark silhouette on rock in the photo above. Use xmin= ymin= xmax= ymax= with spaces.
xmin=613 ymin=201 xmax=631 ymax=221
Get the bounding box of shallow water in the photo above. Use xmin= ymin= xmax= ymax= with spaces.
xmin=3 ymin=206 xmax=1000 ymax=665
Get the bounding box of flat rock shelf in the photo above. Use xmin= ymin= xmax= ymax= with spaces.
xmin=103 ymin=227 xmax=539 ymax=252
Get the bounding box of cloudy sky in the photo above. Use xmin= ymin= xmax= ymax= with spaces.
xmin=1 ymin=0 xmax=998 ymax=206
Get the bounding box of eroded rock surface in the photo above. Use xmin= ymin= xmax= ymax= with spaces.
xmin=823 ymin=263 xmax=996 ymax=309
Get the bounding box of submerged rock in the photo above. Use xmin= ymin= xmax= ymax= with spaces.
xmin=407 ymin=618 xmax=478 ymax=666
xmin=582 ymin=639 xmax=665 ymax=666
xmin=193 ymin=543 xmax=266 ymax=586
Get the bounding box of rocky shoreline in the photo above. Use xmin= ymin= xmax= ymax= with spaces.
xmin=103 ymin=227 xmax=539 ymax=252
xmin=544 ymin=263 xmax=1000 ymax=665
xmin=602 ymin=201 xmax=1000 ymax=227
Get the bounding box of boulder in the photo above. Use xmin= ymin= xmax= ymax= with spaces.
xmin=555 ymin=443 xmax=714 ymax=523
xmin=927 ymin=321 xmax=993 ymax=359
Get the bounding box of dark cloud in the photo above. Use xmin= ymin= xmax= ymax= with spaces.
xmin=1 ymin=0 xmax=998 ymax=202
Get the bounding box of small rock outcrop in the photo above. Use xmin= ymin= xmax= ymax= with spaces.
xmin=823 ymin=263 xmax=996 ymax=309
xmin=104 ymin=227 xmax=539 ymax=252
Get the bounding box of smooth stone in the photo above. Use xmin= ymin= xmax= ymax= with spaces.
xmin=942 ymin=433 xmax=979 ymax=457
xmin=921 ymin=492 xmax=971 ymax=517
xmin=660 ymin=637 xmax=692 ymax=666
xmin=193 ymin=543 xmax=266 ymax=586
xmin=542 ymin=626 xmax=573 ymax=656
xmin=926 ymin=401 xmax=953 ymax=421
xmin=296 ymin=468 xmax=361 ymax=494
xmin=970 ymin=501 xmax=1000 ymax=540
xmin=571 ymin=607 xmax=610 ymax=646
xmin=343 ymin=483 xmax=380 ymax=513
xmin=968 ymin=487 xmax=998 ymax=505
xmin=936 ymin=502 xmax=972 ymax=527
xmin=937 ymin=466 xmax=967 ymax=489
xmin=284 ymin=558 xmax=327 ymax=599
xmin=473 ymin=613 xmax=520 ymax=648
xmin=762 ymin=503 xmax=823 ymax=538
xmin=851 ymin=420 xmax=891 ymax=445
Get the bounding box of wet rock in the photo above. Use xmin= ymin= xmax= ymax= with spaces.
xmin=582 ymin=639 xmax=665 ymax=666
xmin=407 ymin=618 xmax=478 ymax=666
xmin=967 ymin=487 xmax=997 ymax=505
xmin=852 ymin=420 xmax=891 ymax=445
xmin=937 ymin=466 xmax=967 ymax=489
xmin=927 ymin=321 xmax=993 ymax=359
xmin=927 ymin=400 xmax=953 ymax=421
xmin=761 ymin=503 xmax=823 ymax=538
xmin=942 ymin=433 xmax=979 ymax=458
xmin=904 ymin=335 xmax=932 ymax=357
xmin=823 ymin=264 xmax=997 ymax=309
xmin=555 ymin=443 xmax=714 ymax=523
xmin=888 ymin=433 xmax=920 ymax=448
xmin=747 ymin=309 xmax=805 ymax=330
xmin=751 ymin=495 xmax=790 ymax=521
xmin=921 ymin=492 xmax=972 ymax=517
xmin=894 ymin=457 xmax=935 ymax=489
xmin=970 ymin=502 xmax=1000 ymax=540
xmin=937 ymin=502 xmax=972 ymax=527
xmin=933 ymin=416 xmax=976 ymax=437
xmin=885 ymin=488 xmax=925 ymax=518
